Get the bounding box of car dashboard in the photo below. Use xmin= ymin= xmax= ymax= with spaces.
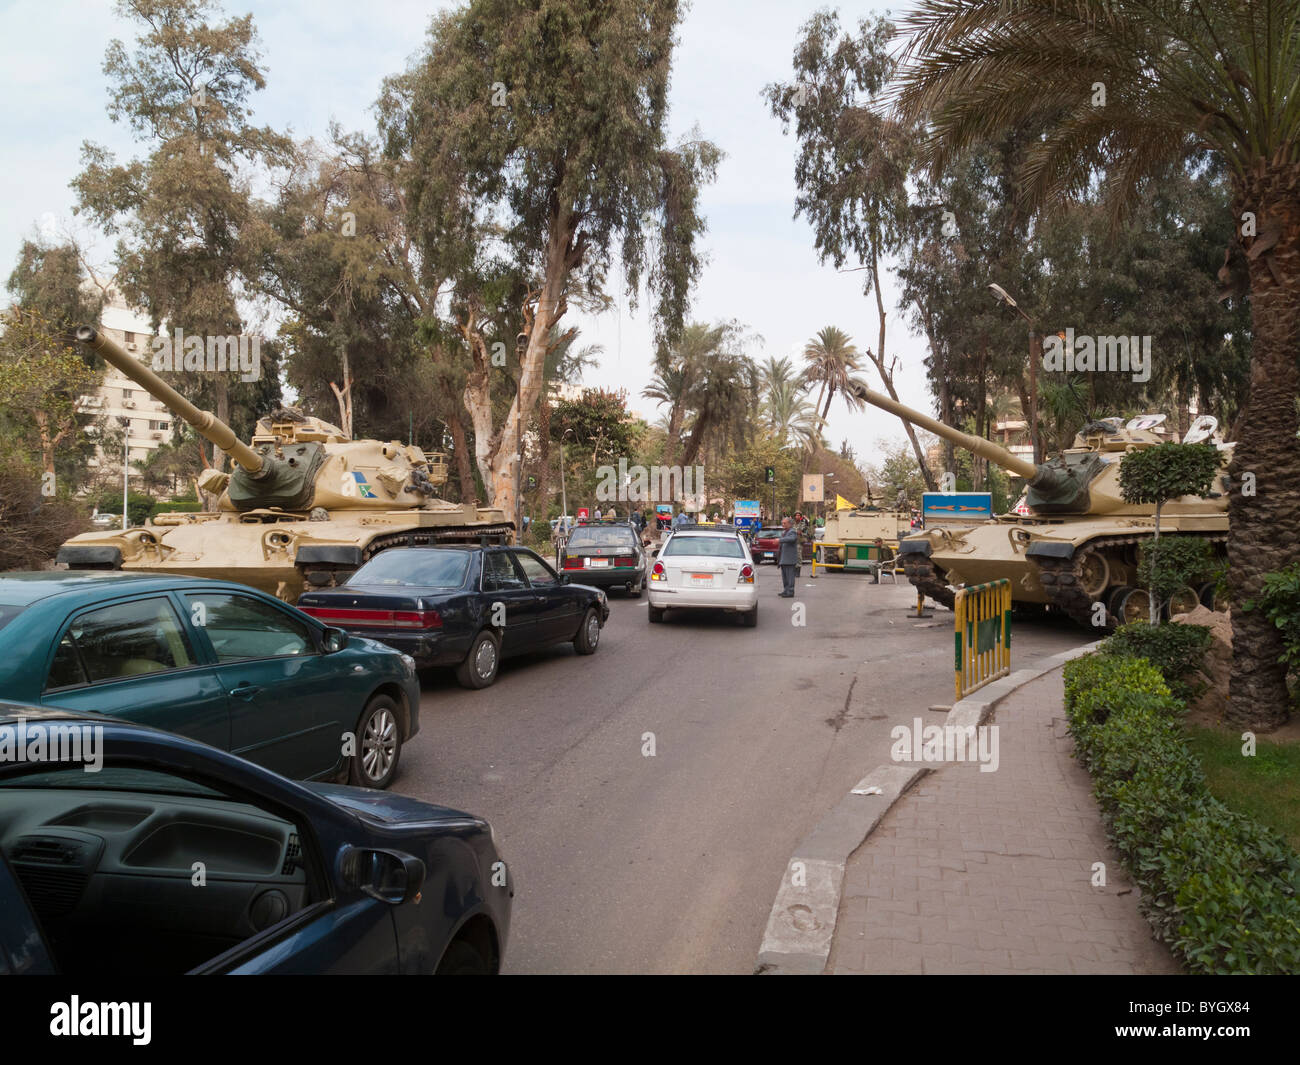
xmin=0 ymin=787 xmax=310 ymax=974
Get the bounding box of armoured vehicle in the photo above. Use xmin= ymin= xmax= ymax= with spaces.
xmin=849 ymin=384 xmax=1231 ymax=628
xmin=58 ymin=326 xmax=513 ymax=601
xmin=819 ymin=497 xmax=911 ymax=571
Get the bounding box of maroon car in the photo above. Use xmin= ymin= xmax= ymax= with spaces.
xmin=751 ymin=526 xmax=783 ymax=564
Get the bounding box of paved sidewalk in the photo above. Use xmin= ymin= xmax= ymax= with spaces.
xmin=827 ymin=668 xmax=1180 ymax=975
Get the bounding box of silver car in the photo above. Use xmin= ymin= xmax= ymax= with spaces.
xmin=646 ymin=526 xmax=758 ymax=627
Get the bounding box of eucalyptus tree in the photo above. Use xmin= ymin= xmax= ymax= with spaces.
xmin=766 ymin=10 xmax=936 ymax=490
xmin=71 ymin=0 xmax=290 ymax=471
xmin=380 ymin=0 xmax=719 ymax=518
xmin=894 ymin=0 xmax=1300 ymax=727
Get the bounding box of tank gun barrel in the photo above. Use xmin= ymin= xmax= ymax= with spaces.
xmin=850 ymin=383 xmax=1041 ymax=481
xmin=74 ymin=326 xmax=264 ymax=476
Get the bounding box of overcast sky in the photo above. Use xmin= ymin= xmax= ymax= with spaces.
xmin=0 ymin=0 xmax=939 ymax=461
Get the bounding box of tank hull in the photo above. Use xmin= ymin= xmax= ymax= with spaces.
xmin=59 ymin=508 xmax=513 ymax=601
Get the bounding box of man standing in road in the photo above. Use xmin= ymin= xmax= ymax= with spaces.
xmin=777 ymin=516 xmax=799 ymax=598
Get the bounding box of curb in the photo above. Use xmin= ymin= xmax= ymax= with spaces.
xmin=755 ymin=638 xmax=1105 ymax=975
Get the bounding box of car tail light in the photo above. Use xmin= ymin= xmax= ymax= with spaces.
xmin=562 ymin=555 xmax=583 ymax=569
xmin=301 ymin=606 xmax=441 ymax=629
xmin=739 ymin=564 xmax=754 ymax=583
xmin=613 ymin=556 xmax=636 ymax=566
xmin=651 ymin=561 xmax=666 ymax=581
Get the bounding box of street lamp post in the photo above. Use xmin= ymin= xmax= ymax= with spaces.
xmin=119 ymin=416 xmax=130 ymax=530
xmin=987 ymin=283 xmax=1042 ymax=464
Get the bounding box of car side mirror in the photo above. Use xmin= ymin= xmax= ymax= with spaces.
xmin=342 ymin=847 xmax=426 ymax=905
xmin=322 ymin=627 xmax=349 ymax=654
xmin=560 ymin=574 xmax=570 ymax=584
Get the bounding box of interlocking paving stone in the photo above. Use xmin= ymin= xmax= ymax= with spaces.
xmin=827 ymin=669 xmax=1179 ymax=975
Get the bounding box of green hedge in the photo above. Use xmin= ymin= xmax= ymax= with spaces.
xmin=154 ymin=500 xmax=204 ymax=513
xmin=1100 ymin=622 xmax=1211 ymax=702
xmin=1064 ymin=653 xmax=1300 ymax=974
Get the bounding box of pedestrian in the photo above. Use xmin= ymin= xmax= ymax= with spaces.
xmin=594 ymin=506 xmax=603 ymax=521
xmin=606 ymin=505 xmax=617 ymax=520
xmin=777 ymin=516 xmax=799 ymax=598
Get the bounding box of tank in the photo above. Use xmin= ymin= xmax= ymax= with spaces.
xmin=819 ymin=488 xmax=911 ymax=570
xmin=57 ymin=326 xmax=513 ymax=601
xmin=847 ymin=383 xmax=1231 ymax=628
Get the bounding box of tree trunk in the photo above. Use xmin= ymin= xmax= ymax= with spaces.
xmin=869 ymin=263 xmax=936 ymax=491
xmin=1224 ymin=169 xmax=1300 ymax=731
xmin=464 ymin=205 xmax=575 ymax=522
xmin=447 ymin=411 xmax=477 ymax=505
xmin=536 ymin=394 xmax=552 ymax=520
xmin=330 ymin=344 xmax=353 ymax=439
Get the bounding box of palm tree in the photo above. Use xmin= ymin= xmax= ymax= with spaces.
xmin=894 ymin=0 xmax=1300 ymax=729
xmin=643 ymin=322 xmax=730 ymax=463
xmin=802 ymin=326 xmax=869 ymax=419
xmin=764 ymin=376 xmax=825 ymax=451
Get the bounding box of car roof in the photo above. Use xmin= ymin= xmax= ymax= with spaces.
xmin=0 ymin=571 xmax=241 ymax=607
xmin=668 ymin=527 xmax=742 ymax=537
xmin=0 ymin=699 xmax=106 ymax=726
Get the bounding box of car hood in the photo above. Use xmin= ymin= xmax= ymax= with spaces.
xmin=305 ymin=782 xmax=479 ymax=826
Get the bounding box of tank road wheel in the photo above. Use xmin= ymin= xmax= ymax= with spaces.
xmin=1167 ymin=585 xmax=1201 ymax=618
xmin=1107 ymin=585 xmax=1136 ymax=617
xmin=1116 ymin=588 xmax=1152 ymax=625
xmin=1198 ymin=581 xmax=1229 ymax=612
xmin=1077 ymin=552 xmax=1111 ymax=600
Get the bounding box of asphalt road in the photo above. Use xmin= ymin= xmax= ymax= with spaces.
xmin=393 ymin=567 xmax=1090 ymax=974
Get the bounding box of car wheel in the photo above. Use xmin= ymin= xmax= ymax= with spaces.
xmin=741 ymin=605 xmax=758 ymax=628
xmin=436 ymin=938 xmax=493 ymax=975
xmin=350 ymin=694 xmax=402 ymax=789
xmin=456 ymin=630 xmax=500 ymax=689
xmin=630 ymin=576 xmax=643 ymax=598
xmin=648 ymin=605 xmax=664 ymax=623
xmin=574 ymin=607 xmax=601 ymax=654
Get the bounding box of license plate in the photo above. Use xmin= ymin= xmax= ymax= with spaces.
xmin=586 ymin=558 xmax=610 ymax=567
xmin=763 ymin=552 xmax=774 ymax=559
xmin=690 ymin=573 xmax=714 ymax=586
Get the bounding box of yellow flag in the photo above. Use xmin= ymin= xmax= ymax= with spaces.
xmin=835 ymin=493 xmax=854 ymax=510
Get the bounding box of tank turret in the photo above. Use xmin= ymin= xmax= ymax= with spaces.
xmin=59 ymin=326 xmax=512 ymax=600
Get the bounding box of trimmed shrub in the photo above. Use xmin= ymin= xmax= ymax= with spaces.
xmin=1064 ymin=653 xmax=1300 ymax=974
xmin=1100 ymin=622 xmax=1212 ymax=702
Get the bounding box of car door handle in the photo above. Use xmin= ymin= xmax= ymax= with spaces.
xmin=228 ymin=684 xmax=261 ymax=700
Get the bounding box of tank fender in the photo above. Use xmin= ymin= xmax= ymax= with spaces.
xmin=897 ymin=539 xmax=931 ymax=556
xmin=296 ymin=545 xmax=364 ymax=566
xmin=57 ymin=545 xmax=123 ymax=568
xmin=1025 ymin=542 xmax=1074 ymax=559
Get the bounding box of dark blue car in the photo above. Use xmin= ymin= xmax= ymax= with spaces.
xmin=0 ymin=703 xmax=511 ymax=974
xmin=297 ymin=545 xmax=610 ymax=689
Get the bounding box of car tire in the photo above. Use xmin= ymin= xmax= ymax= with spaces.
xmin=456 ymin=629 xmax=501 ymax=689
xmin=648 ymin=605 xmax=664 ymax=623
xmin=741 ymin=605 xmax=758 ymax=628
xmin=574 ymin=607 xmax=601 ymax=654
xmin=436 ymin=938 xmax=493 ymax=975
xmin=350 ymin=694 xmax=402 ymax=789
xmin=630 ymin=576 xmax=643 ymax=598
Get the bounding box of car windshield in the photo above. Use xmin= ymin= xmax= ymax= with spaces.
xmin=0 ymin=604 xmax=25 ymax=632
xmin=758 ymin=528 xmax=782 ymax=537
xmin=567 ymin=528 xmax=636 ymax=549
xmin=662 ymin=535 xmax=744 ymax=559
xmin=351 ymin=550 xmax=470 ymax=588
xmin=0 ymin=764 xmax=222 ymax=798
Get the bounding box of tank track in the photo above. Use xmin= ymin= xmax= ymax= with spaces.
xmin=360 ymin=524 xmax=516 ymax=560
xmin=902 ymin=553 xmax=955 ymax=610
xmin=1034 ymin=532 xmax=1227 ymax=630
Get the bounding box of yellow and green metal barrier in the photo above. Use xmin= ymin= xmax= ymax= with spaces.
xmin=810 ymin=541 xmax=900 ymax=577
xmin=953 ymin=578 xmax=1012 ymax=701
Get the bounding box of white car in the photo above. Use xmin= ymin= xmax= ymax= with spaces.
xmin=647 ymin=526 xmax=758 ymax=627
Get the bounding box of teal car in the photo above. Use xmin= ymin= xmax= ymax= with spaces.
xmin=0 ymin=573 xmax=421 ymax=789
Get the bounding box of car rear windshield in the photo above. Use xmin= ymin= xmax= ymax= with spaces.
xmin=662 ymin=535 xmax=744 ymax=559
xmin=0 ymin=605 xmax=25 ymax=632
xmin=351 ymin=550 xmax=470 ymax=588
xmin=567 ymin=527 xmax=637 ymax=549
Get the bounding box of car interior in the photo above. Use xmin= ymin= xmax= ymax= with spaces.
xmin=0 ymin=765 xmax=316 ymax=975
xmin=47 ymin=597 xmax=197 ymax=688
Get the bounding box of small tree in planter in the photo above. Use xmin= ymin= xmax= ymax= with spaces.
xmin=1119 ymin=442 xmax=1221 ymax=624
